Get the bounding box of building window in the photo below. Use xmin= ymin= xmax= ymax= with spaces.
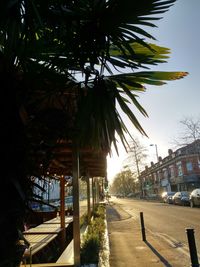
xmin=176 ymin=161 xmax=183 ymax=176
xmin=186 ymin=162 xmax=193 ymax=172
xmin=177 ymin=149 xmax=182 ymax=155
xmin=157 ymin=170 xmax=162 ymax=181
xmin=163 ymin=168 xmax=168 ymax=179
xmin=198 ymin=159 xmax=200 ymax=168
xmin=169 ymin=165 xmax=175 ymax=178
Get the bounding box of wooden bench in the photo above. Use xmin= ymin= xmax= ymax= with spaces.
xmin=21 ymin=216 xmax=87 ymax=267
xmin=23 ymin=233 xmax=58 ymax=257
xmin=22 ymin=217 xmax=73 ymax=264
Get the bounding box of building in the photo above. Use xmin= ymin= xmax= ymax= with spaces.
xmin=33 ymin=175 xmax=73 ymax=203
xmin=139 ymin=140 xmax=200 ymax=196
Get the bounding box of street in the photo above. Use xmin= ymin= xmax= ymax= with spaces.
xmin=110 ymin=197 xmax=200 ymax=264
xmin=80 ymin=199 xmax=88 ymax=216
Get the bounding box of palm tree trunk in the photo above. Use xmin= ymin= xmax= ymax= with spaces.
xmin=1 ymin=72 xmax=28 ymax=266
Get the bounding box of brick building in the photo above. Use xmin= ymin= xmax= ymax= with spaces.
xmin=139 ymin=140 xmax=200 ymax=197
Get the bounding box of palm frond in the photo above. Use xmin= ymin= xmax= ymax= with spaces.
xmin=109 ymin=71 xmax=188 ymax=88
xmin=109 ymin=42 xmax=171 ymax=70
xmin=76 ymin=77 xmax=148 ymax=152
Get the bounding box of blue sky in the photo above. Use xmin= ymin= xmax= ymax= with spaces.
xmin=107 ymin=0 xmax=200 ymax=182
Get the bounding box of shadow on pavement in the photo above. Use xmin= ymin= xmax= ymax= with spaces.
xmin=144 ymin=240 xmax=173 ymax=267
xmin=106 ymin=205 xmax=121 ymax=221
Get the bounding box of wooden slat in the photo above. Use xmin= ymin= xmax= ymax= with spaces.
xmin=43 ymin=216 xmax=73 ymax=224
xmin=21 ymin=263 xmax=74 ymax=267
xmin=23 ymin=234 xmax=58 ymax=256
xmin=24 ymin=227 xmax=62 ymax=235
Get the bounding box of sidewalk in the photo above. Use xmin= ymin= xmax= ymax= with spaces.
xmin=106 ymin=202 xmax=190 ymax=267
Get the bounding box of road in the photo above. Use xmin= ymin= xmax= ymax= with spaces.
xmin=80 ymin=199 xmax=88 ymax=216
xmin=111 ymin=197 xmax=200 ymax=260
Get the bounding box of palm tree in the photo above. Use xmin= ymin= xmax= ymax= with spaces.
xmin=0 ymin=0 xmax=187 ymax=265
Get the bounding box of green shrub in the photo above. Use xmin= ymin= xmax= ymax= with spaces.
xmin=80 ymin=204 xmax=106 ymax=264
xmin=80 ymin=213 xmax=88 ymax=228
xmin=81 ymin=233 xmax=100 ymax=263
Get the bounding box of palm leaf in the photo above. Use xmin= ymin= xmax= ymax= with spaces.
xmin=109 ymin=71 xmax=188 ymax=89
xmin=76 ymin=77 xmax=148 ymax=152
xmin=109 ymin=42 xmax=170 ymax=68
xmin=32 ymin=0 xmax=177 ymax=73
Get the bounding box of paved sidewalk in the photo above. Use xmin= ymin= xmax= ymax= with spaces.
xmin=106 ymin=202 xmax=190 ymax=267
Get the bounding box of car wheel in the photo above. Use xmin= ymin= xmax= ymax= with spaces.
xmin=190 ymin=201 xmax=194 ymax=208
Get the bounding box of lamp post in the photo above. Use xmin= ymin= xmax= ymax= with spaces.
xmin=150 ymin=144 xmax=159 ymax=162
xmin=131 ymin=142 xmax=143 ymax=197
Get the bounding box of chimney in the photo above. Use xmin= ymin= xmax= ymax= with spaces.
xmin=158 ymin=156 xmax=162 ymax=161
xmin=168 ymin=149 xmax=173 ymax=155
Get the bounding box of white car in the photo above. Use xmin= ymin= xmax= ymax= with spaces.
xmin=190 ymin=188 xmax=200 ymax=208
xmin=161 ymin=191 xmax=176 ymax=204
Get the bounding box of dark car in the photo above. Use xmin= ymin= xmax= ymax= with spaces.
xmin=190 ymin=188 xmax=200 ymax=208
xmin=172 ymin=191 xmax=190 ymax=206
xmin=161 ymin=191 xmax=176 ymax=204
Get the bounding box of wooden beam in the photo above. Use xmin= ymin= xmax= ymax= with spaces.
xmin=60 ymin=175 xmax=66 ymax=250
xmin=72 ymin=143 xmax=80 ymax=267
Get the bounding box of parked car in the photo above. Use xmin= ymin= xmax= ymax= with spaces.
xmin=127 ymin=193 xmax=135 ymax=198
xmin=189 ymin=188 xmax=200 ymax=208
xmin=116 ymin=194 xmax=124 ymax=198
xmin=65 ymin=196 xmax=73 ymax=208
xmin=30 ymin=201 xmax=57 ymax=211
xmin=52 ymin=196 xmax=73 ymax=208
xmin=172 ymin=191 xmax=190 ymax=206
xmin=161 ymin=191 xmax=176 ymax=204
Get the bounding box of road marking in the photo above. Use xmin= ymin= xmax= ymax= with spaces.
xmin=123 ymin=206 xmax=200 ymax=261
xmin=148 ymin=229 xmax=200 ymax=260
xmin=124 ymin=208 xmax=140 ymax=220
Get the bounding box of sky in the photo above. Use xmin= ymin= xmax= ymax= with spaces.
xmin=107 ymin=0 xmax=200 ymax=182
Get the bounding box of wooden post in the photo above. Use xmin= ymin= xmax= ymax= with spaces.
xmin=101 ymin=178 xmax=104 ymax=201
xmin=186 ymin=228 xmax=199 ymax=267
xmin=86 ymin=176 xmax=91 ymax=223
xmin=95 ymin=179 xmax=98 ymax=204
xmin=60 ymin=175 xmax=66 ymax=249
xmin=96 ymin=178 xmax=99 ymax=204
xmin=72 ymin=144 xmax=81 ymax=267
xmin=140 ymin=212 xmax=146 ymax=241
xmin=92 ymin=177 xmax=95 ymax=213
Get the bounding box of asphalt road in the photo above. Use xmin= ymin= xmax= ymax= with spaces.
xmin=111 ymin=197 xmax=200 ymax=260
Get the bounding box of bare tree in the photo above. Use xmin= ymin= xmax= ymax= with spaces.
xmin=122 ymin=138 xmax=148 ymax=175
xmin=172 ymin=116 xmax=200 ymax=148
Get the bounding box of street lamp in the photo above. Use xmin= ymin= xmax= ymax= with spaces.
xmin=150 ymin=144 xmax=159 ymax=162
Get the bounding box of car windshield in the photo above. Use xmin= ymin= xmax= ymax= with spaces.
xmin=181 ymin=192 xmax=189 ymax=196
xmin=162 ymin=192 xmax=175 ymax=197
xmin=168 ymin=192 xmax=175 ymax=196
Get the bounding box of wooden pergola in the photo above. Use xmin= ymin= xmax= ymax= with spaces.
xmin=49 ymin=140 xmax=108 ymax=178
xmin=42 ymin=139 xmax=108 ymax=266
